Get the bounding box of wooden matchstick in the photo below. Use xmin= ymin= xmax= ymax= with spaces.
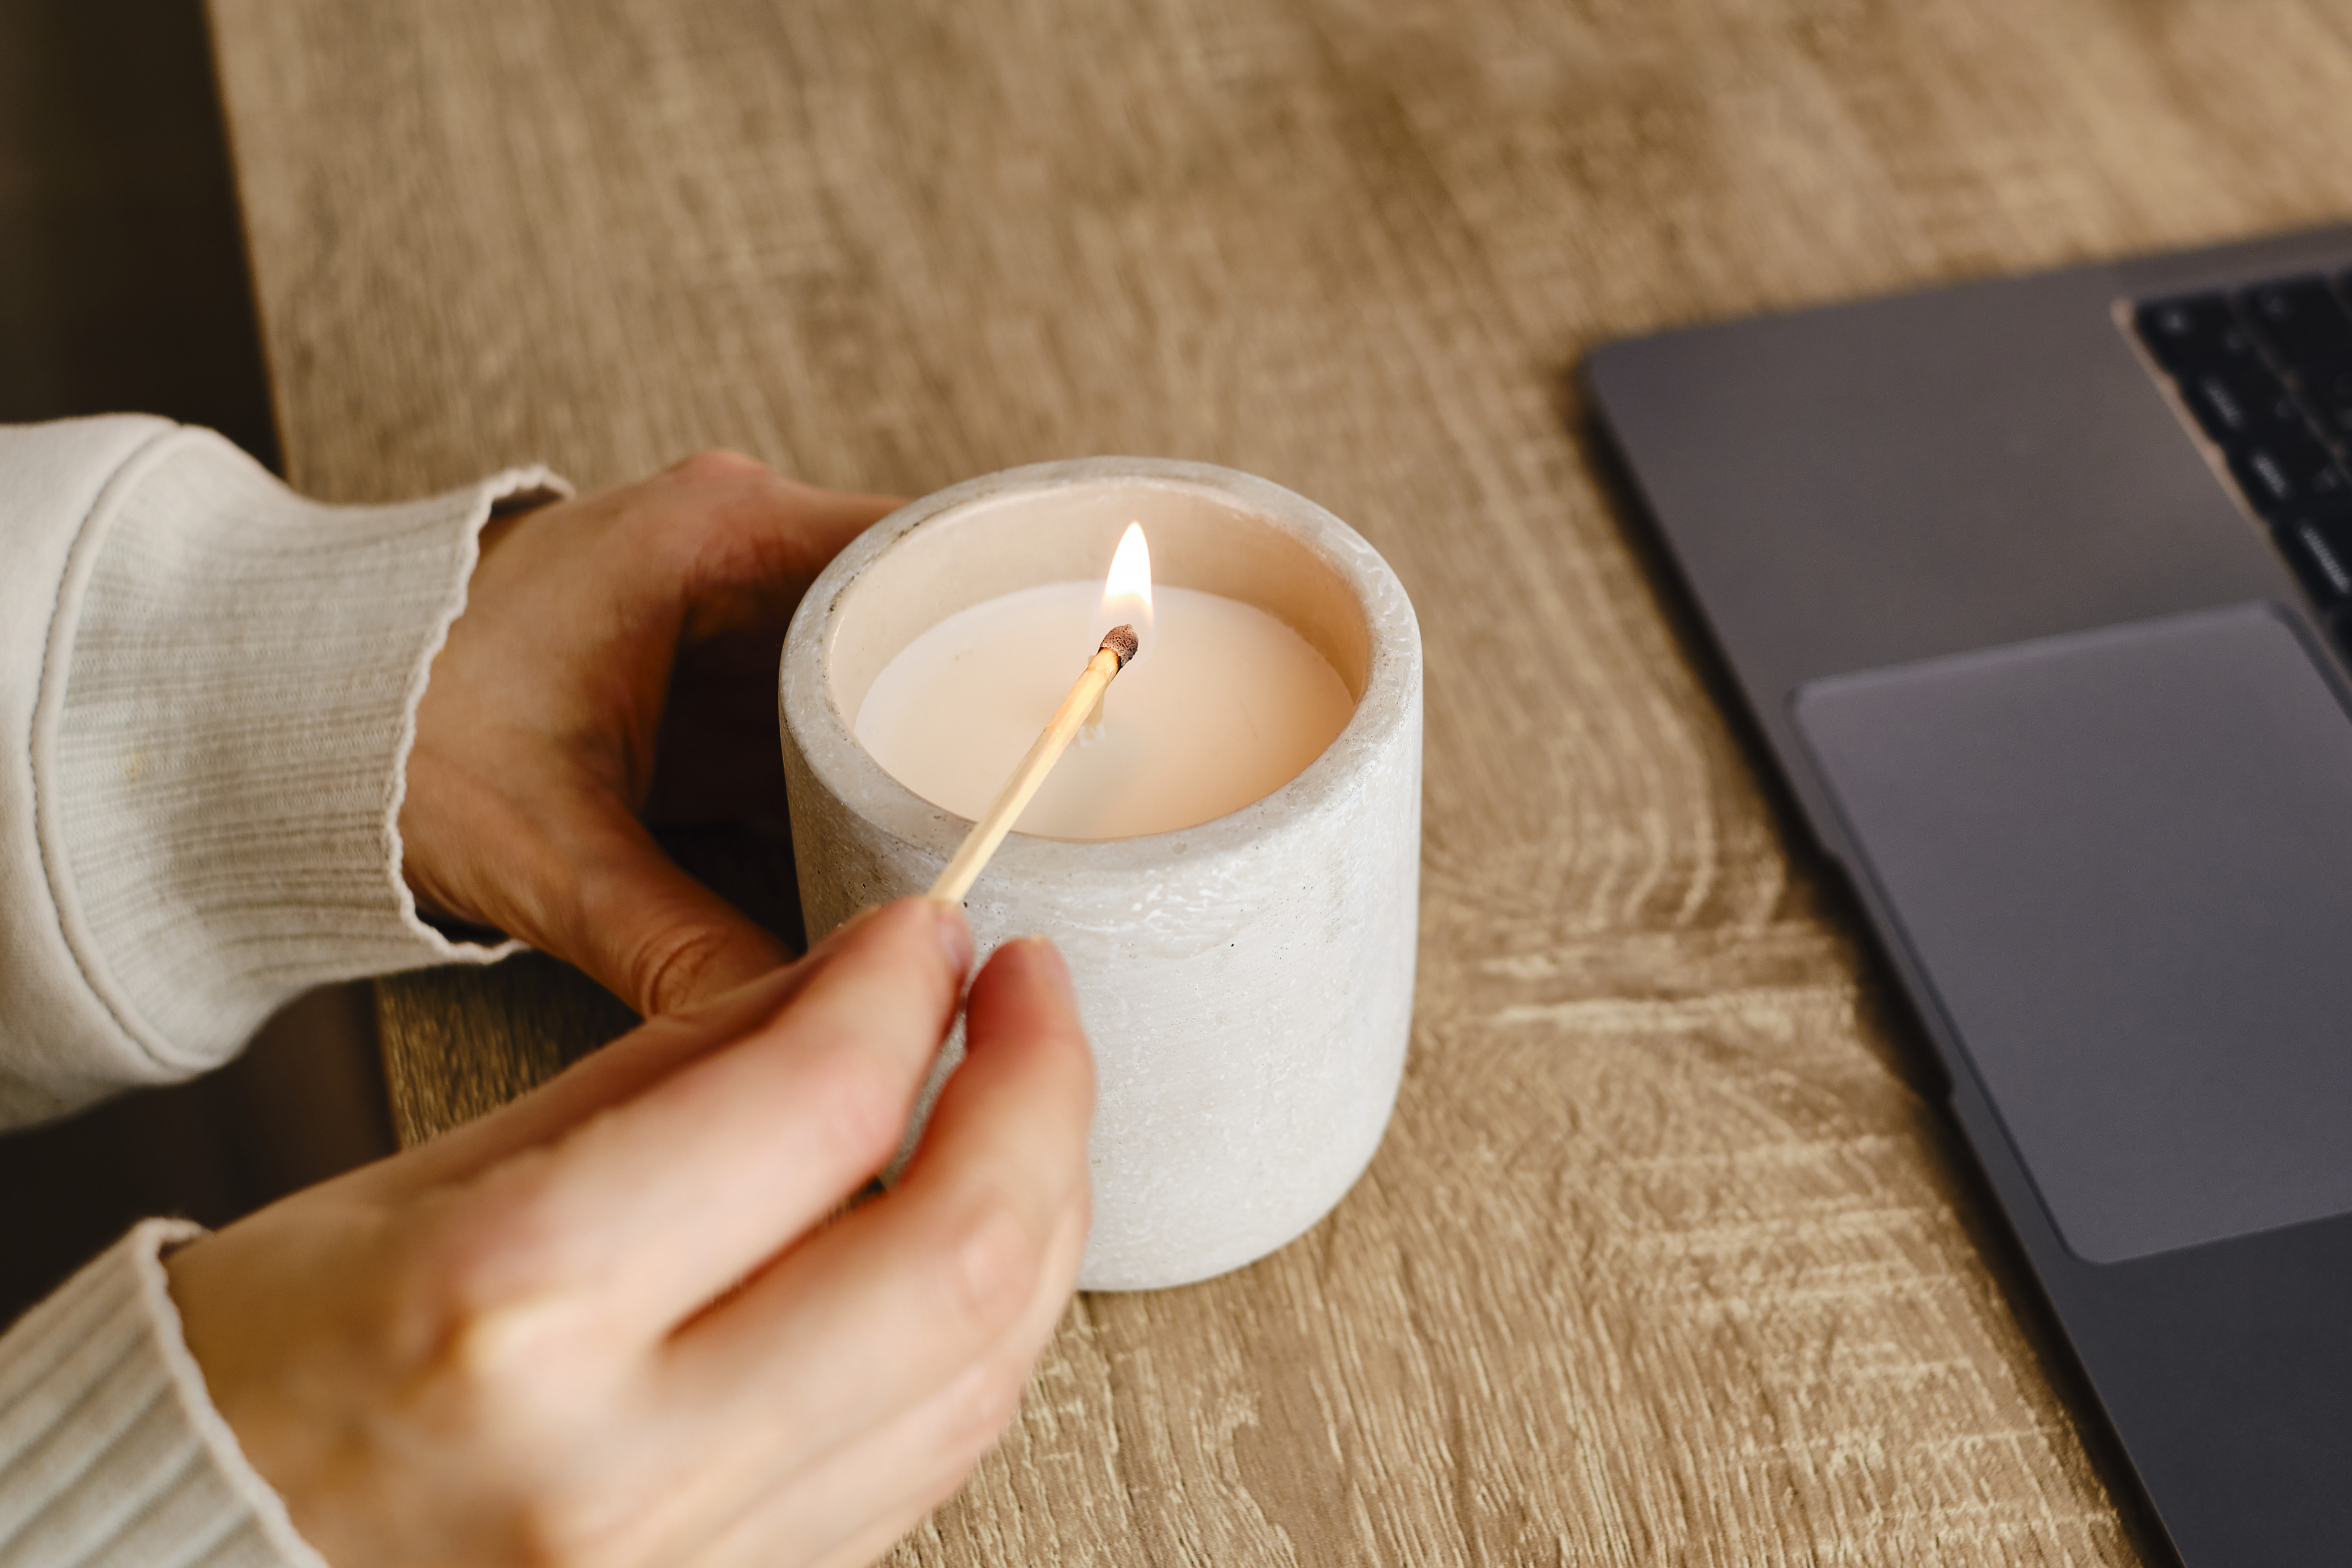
xmin=928 ymin=624 xmax=1141 ymax=904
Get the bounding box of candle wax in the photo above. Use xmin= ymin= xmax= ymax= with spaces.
xmin=855 ymin=581 xmax=1354 ymax=840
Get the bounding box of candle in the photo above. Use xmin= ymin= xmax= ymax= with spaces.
xmin=853 ymin=575 xmax=1356 ymax=842
xmin=781 ymin=458 xmax=1423 ymax=1290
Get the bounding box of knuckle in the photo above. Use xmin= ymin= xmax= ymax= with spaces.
xmin=940 ymin=1358 xmax=1031 ymax=1479
xmin=507 ymin=1494 xmax=618 ymax=1568
xmin=943 ymin=1201 xmax=1044 ymax=1341
xmin=642 ymin=449 xmax=783 ymax=581
xmin=972 ymin=1362 xmax=1030 ymax=1437
xmin=632 ymin=922 xmax=731 ymax=1017
xmin=935 ymin=1357 xmax=1028 ymax=1459
xmin=667 ymin=446 xmax=769 ymax=486
xmin=408 ymin=1161 xmax=591 ymax=1367
xmin=809 ymin=1048 xmax=913 ymax=1176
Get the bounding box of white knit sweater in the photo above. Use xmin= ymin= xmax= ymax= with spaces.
xmin=0 ymin=416 xmax=564 ymax=1566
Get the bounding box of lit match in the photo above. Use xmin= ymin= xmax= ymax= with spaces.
xmin=927 ymin=526 xmax=1153 ymax=903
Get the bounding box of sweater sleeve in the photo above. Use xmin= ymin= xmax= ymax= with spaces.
xmin=0 ymin=416 xmax=567 ymax=1126
xmin=0 ymin=1222 xmax=328 ymax=1568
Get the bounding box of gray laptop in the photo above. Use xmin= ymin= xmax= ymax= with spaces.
xmin=1587 ymin=224 xmax=2352 ymax=1566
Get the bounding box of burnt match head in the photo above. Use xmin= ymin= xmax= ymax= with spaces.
xmin=1100 ymin=624 xmax=1141 ymax=668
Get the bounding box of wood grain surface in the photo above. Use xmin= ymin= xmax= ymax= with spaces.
xmin=204 ymin=1 xmax=2352 ymax=1559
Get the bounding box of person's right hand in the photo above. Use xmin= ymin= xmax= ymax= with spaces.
xmin=165 ymin=900 xmax=1094 ymax=1568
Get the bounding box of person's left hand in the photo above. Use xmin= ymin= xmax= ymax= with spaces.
xmin=399 ymin=450 xmax=899 ymax=1016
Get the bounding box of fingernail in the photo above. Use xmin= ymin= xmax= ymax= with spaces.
xmin=837 ymin=904 xmax=883 ymax=936
xmin=1018 ymin=935 xmax=1075 ymax=1005
xmin=931 ymin=901 xmax=974 ymax=977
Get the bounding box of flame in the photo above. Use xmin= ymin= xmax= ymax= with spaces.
xmin=1091 ymin=522 xmax=1155 ymax=665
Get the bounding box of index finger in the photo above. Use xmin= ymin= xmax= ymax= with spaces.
xmin=430 ymin=898 xmax=972 ymax=1341
xmin=650 ymin=936 xmax=1096 ymax=1496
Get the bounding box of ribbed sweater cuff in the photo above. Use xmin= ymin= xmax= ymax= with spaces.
xmin=35 ymin=430 xmax=568 ymax=1077
xmin=0 ymin=1222 xmax=326 ymax=1568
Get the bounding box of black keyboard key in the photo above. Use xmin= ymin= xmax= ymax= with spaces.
xmin=2295 ymin=362 xmax=2352 ymax=442
xmin=2135 ymin=292 xmax=2260 ymax=375
xmin=2181 ymin=363 xmax=2301 ymax=444
xmin=2240 ymin=276 xmax=2352 ymax=369
xmin=2276 ymin=514 xmax=2352 ymax=604
xmin=2229 ymin=431 xmax=2352 ymax=517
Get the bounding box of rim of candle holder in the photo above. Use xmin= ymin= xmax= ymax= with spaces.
xmin=779 ymin=456 xmax=1422 ymax=881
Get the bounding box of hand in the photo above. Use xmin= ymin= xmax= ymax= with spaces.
xmin=400 ymin=451 xmax=900 ymax=1015
xmin=167 ymin=900 xmax=1095 ymax=1568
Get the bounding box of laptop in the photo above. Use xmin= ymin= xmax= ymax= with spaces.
xmin=1586 ymin=223 xmax=2352 ymax=1566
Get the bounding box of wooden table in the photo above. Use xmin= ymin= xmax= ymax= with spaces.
xmin=203 ymin=2 xmax=2352 ymax=1559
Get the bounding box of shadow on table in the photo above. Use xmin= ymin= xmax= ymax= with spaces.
xmin=377 ymin=823 xmax=808 ymax=1146
xmin=0 ymin=0 xmax=278 ymax=463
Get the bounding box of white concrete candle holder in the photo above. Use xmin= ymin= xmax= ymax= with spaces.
xmin=778 ymin=458 xmax=1422 ymax=1290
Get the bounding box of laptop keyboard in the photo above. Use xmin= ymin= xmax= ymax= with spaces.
xmin=2133 ymin=276 xmax=2352 ymax=607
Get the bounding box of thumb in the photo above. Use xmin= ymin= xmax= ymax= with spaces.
xmin=952 ymin=935 xmax=1097 ymax=1129
xmin=557 ymin=812 xmax=793 ymax=1016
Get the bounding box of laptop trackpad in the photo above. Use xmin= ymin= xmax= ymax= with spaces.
xmin=1795 ymin=603 xmax=2352 ymax=1265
